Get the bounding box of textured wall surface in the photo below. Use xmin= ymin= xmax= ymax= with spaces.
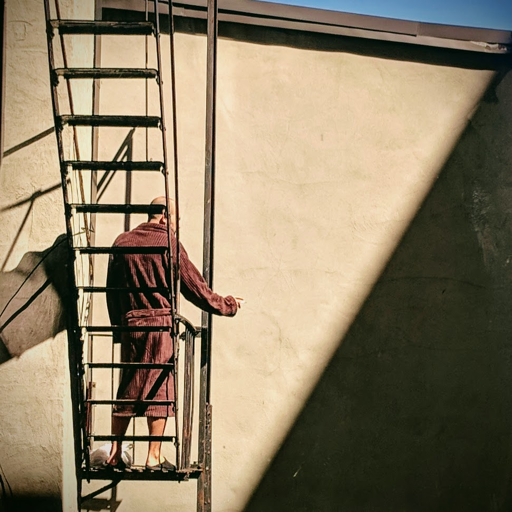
xmin=0 ymin=1 xmax=93 ymax=511
xmin=82 ymin=16 xmax=509 ymax=512
xmin=1 ymin=3 xmax=511 ymax=512
xmin=244 ymin=67 xmax=512 ymax=512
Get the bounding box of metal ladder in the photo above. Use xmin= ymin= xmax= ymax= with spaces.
xmin=43 ymin=1 xmax=211 ymax=510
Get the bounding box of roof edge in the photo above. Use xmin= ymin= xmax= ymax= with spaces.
xmin=102 ymin=0 xmax=512 ymax=53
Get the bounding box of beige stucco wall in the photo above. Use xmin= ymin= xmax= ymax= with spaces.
xmin=0 ymin=1 xmax=93 ymax=511
xmin=83 ymin=23 xmax=499 ymax=511
xmin=2 ymin=2 xmax=511 ymax=512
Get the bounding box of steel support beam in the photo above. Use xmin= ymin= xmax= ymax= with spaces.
xmin=198 ymin=0 xmax=218 ymax=509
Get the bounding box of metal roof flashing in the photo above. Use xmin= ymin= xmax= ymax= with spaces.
xmin=102 ymin=0 xmax=512 ymax=54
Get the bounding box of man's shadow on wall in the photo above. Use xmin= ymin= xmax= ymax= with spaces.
xmin=0 ymin=233 xmax=70 ymax=364
xmin=245 ymin=65 xmax=512 ymax=512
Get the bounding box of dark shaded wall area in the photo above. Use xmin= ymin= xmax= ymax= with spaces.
xmin=245 ymin=69 xmax=512 ymax=511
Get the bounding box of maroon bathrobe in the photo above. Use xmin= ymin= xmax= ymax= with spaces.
xmin=106 ymin=222 xmax=237 ymax=417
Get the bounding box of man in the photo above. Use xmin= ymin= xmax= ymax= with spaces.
xmin=105 ymin=197 xmax=242 ymax=470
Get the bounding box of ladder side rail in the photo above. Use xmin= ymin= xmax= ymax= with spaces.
xmin=153 ymin=0 xmax=181 ymax=471
xmin=83 ymin=0 xmax=101 ymax=477
xmin=168 ymin=0 xmax=181 ymax=311
xmin=141 ymin=13 xmax=149 ymax=456
xmin=88 ymin=0 xmax=102 ymax=271
xmin=44 ymin=0 xmax=86 ymax=504
xmin=85 ymin=0 xmax=109 ymax=475
xmin=145 ymin=0 xmax=150 ymax=164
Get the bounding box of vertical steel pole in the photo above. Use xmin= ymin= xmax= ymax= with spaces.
xmin=198 ymin=0 xmax=217 ymax=510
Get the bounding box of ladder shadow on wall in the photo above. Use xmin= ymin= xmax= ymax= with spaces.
xmin=244 ymin=68 xmax=512 ymax=512
xmin=0 ymin=125 xmax=138 ymax=364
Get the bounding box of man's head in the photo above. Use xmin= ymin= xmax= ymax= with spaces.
xmin=148 ymin=196 xmax=177 ymax=231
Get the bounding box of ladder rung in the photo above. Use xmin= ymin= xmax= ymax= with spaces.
xmin=76 ymin=246 xmax=166 ymax=254
xmin=54 ymin=68 xmax=158 ymax=80
xmin=84 ymin=325 xmax=172 ymax=333
xmin=87 ymin=362 xmax=174 ymax=369
xmin=71 ymin=203 xmax=164 ymax=214
xmin=59 ymin=115 xmax=160 ymax=127
xmin=50 ymin=20 xmax=154 ymax=36
xmin=87 ymin=399 xmax=175 ymax=406
xmin=84 ymin=466 xmax=202 ymax=481
xmin=78 ymin=286 xmax=168 ymax=293
xmin=89 ymin=435 xmax=176 ymax=442
xmin=64 ymin=160 xmax=163 ymax=171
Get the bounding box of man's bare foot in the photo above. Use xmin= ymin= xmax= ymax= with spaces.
xmin=106 ymin=453 xmax=122 ymax=466
xmin=146 ymin=458 xmax=176 ymax=471
xmin=145 ymin=455 xmax=166 ymax=467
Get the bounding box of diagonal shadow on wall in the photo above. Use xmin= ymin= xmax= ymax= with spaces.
xmin=1 ymin=126 xmax=55 ymax=160
xmin=0 ymin=123 xmax=140 ymax=365
xmin=244 ymin=66 xmax=512 ymax=512
xmin=0 ymin=184 xmax=62 ymax=272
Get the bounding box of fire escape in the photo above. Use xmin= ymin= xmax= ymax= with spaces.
xmin=44 ymin=0 xmax=219 ymax=509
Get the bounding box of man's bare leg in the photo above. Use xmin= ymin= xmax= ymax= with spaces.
xmin=146 ymin=417 xmax=167 ymax=466
xmin=106 ymin=415 xmax=131 ymax=465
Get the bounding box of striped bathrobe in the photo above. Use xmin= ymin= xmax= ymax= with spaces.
xmin=106 ymin=222 xmax=237 ymax=417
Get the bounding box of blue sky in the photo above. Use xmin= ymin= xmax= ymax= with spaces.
xmin=258 ymin=0 xmax=512 ymax=31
